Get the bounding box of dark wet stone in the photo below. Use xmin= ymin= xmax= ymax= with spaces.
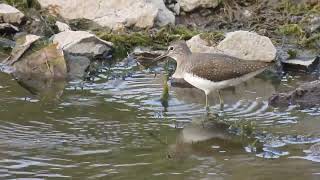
xmin=64 ymin=54 xmax=91 ymax=80
xmin=269 ymin=80 xmax=320 ymax=108
xmin=0 ymin=23 xmax=19 ymax=34
xmin=0 ymin=37 xmax=15 ymax=48
xmin=281 ymin=56 xmax=320 ymax=73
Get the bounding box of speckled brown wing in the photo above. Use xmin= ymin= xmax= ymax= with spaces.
xmin=189 ymin=59 xmax=272 ymax=82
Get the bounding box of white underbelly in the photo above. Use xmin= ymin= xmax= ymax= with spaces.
xmin=183 ymin=68 xmax=266 ymax=95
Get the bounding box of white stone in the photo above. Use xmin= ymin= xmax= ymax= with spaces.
xmin=37 ymin=0 xmax=175 ymax=30
xmin=0 ymin=3 xmax=25 ymax=24
xmin=310 ymin=16 xmax=320 ymax=33
xmin=3 ymin=34 xmax=41 ymax=65
xmin=55 ymin=21 xmax=71 ymax=32
xmin=186 ymin=34 xmax=220 ymax=53
xmin=173 ymin=3 xmax=181 ymax=15
xmin=217 ymin=31 xmax=276 ymax=62
xmin=177 ymin=0 xmax=220 ymax=12
xmin=23 ymin=35 xmax=41 ymax=46
xmin=187 ymin=31 xmax=276 ymax=62
xmin=242 ymin=10 xmax=252 ymax=18
xmin=52 ymin=31 xmax=113 ymax=58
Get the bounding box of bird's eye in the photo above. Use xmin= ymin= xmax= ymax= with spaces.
xmin=169 ymin=46 xmax=174 ymax=51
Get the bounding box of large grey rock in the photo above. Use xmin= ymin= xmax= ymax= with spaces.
xmin=217 ymin=31 xmax=276 ymax=62
xmin=37 ymin=0 xmax=175 ymax=30
xmin=0 ymin=3 xmax=25 ymax=25
xmin=186 ymin=31 xmax=276 ymax=62
xmin=177 ymin=0 xmax=220 ymax=12
xmin=55 ymin=21 xmax=71 ymax=32
xmin=52 ymin=31 xmax=113 ymax=58
xmin=3 ymin=34 xmax=41 ymax=65
xmin=187 ymin=34 xmax=220 ymax=53
xmin=52 ymin=31 xmax=113 ymax=79
xmin=3 ymin=34 xmax=67 ymax=80
xmin=65 ymin=54 xmax=90 ymax=79
xmin=281 ymin=56 xmax=319 ymax=72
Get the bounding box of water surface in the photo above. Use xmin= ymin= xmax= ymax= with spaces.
xmin=0 ymin=58 xmax=320 ymax=179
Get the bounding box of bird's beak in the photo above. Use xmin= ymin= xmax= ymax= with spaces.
xmin=152 ymin=51 xmax=169 ymax=63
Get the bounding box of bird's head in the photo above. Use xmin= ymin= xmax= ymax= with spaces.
xmin=153 ymin=41 xmax=192 ymax=63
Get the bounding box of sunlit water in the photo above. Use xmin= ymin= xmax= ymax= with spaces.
xmin=1 ymin=57 xmax=320 ymax=180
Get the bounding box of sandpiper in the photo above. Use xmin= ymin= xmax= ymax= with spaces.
xmin=153 ymin=41 xmax=273 ymax=109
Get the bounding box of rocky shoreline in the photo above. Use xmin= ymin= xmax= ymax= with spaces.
xmin=0 ymin=0 xmax=320 ymax=108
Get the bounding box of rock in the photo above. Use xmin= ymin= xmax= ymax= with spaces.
xmin=21 ymin=9 xmax=59 ymax=37
xmin=3 ymin=34 xmax=41 ymax=65
xmin=242 ymin=9 xmax=252 ymax=18
xmin=55 ymin=21 xmax=71 ymax=32
xmin=177 ymin=0 xmax=220 ymax=12
xmin=52 ymin=31 xmax=113 ymax=79
xmin=52 ymin=31 xmax=113 ymax=59
xmin=173 ymin=3 xmax=181 ymax=15
xmin=186 ymin=34 xmax=220 ymax=53
xmin=269 ymin=80 xmax=320 ymax=108
xmin=186 ymin=31 xmax=276 ymax=62
xmin=65 ymin=54 xmax=90 ymax=79
xmin=0 ymin=23 xmax=19 ymax=34
xmin=152 ymin=0 xmax=176 ymax=27
xmin=309 ymin=16 xmax=320 ymax=33
xmin=0 ymin=37 xmax=15 ymax=48
xmin=217 ymin=31 xmax=276 ymax=62
xmin=0 ymin=3 xmax=25 ymax=25
xmin=37 ymin=0 xmax=175 ymax=30
xmin=13 ymin=43 xmax=67 ymax=80
xmin=281 ymin=56 xmax=319 ymax=72
xmin=2 ymin=34 xmax=67 ymax=80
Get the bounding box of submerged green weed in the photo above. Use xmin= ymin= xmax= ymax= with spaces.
xmin=4 ymin=0 xmax=41 ymax=10
xmin=287 ymin=49 xmax=298 ymax=59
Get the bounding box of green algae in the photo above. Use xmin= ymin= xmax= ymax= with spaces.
xmin=287 ymin=49 xmax=298 ymax=59
xmin=96 ymin=25 xmax=199 ymax=59
xmin=278 ymin=24 xmax=305 ymax=37
xmin=300 ymin=33 xmax=320 ymax=48
xmin=4 ymin=0 xmax=41 ymax=10
xmin=199 ymin=31 xmax=225 ymax=46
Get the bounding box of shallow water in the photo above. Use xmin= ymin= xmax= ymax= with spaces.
xmin=1 ymin=58 xmax=320 ymax=180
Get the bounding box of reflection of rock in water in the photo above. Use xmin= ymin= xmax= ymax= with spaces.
xmin=171 ymin=77 xmax=276 ymax=106
xmin=15 ymin=76 xmax=66 ymax=100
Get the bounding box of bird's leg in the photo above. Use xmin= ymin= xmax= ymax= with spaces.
xmin=218 ymin=90 xmax=224 ymax=110
xmin=205 ymin=93 xmax=210 ymax=113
